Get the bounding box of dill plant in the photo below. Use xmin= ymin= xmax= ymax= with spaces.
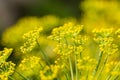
xmin=1 ymin=21 xmax=120 ymax=80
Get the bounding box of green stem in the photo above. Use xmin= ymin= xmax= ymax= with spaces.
xmin=36 ymin=40 xmax=50 ymax=65
xmin=39 ymin=62 xmax=44 ymax=70
xmin=96 ymin=54 xmax=108 ymax=80
xmin=69 ymin=57 xmax=74 ymax=80
xmin=93 ymin=51 xmax=103 ymax=76
xmin=8 ymin=76 xmax=15 ymax=80
xmin=75 ymin=54 xmax=78 ymax=80
xmin=106 ymin=75 xmax=111 ymax=80
xmin=114 ymin=75 xmax=119 ymax=80
xmin=15 ymin=70 xmax=29 ymax=80
xmin=64 ymin=66 xmax=70 ymax=80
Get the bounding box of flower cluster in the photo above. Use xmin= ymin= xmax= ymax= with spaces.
xmin=2 ymin=20 xmax=120 ymax=80
xmin=49 ymin=22 xmax=87 ymax=80
xmin=0 ymin=48 xmax=13 ymax=64
xmin=49 ymin=22 xmax=87 ymax=68
xmin=20 ymin=28 xmax=43 ymax=53
xmin=49 ymin=22 xmax=83 ymax=41
xmin=92 ymin=28 xmax=120 ymax=80
xmin=19 ymin=56 xmax=43 ymax=71
xmin=40 ymin=65 xmax=61 ymax=80
xmin=49 ymin=22 xmax=86 ymax=56
xmin=77 ymin=56 xmax=97 ymax=79
xmin=18 ymin=56 xmax=45 ymax=79
xmin=77 ymin=56 xmax=97 ymax=71
xmin=93 ymin=28 xmax=118 ymax=55
xmin=0 ymin=61 xmax=15 ymax=80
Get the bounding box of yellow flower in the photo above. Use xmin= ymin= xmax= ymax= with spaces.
xmin=0 ymin=48 xmax=13 ymax=64
xmin=20 ymin=28 xmax=43 ymax=53
xmin=0 ymin=61 xmax=15 ymax=80
xmin=19 ymin=56 xmax=43 ymax=71
xmin=49 ymin=22 xmax=83 ymax=42
xmin=93 ymin=28 xmax=117 ymax=55
xmin=77 ymin=56 xmax=97 ymax=80
xmin=40 ymin=65 xmax=60 ymax=80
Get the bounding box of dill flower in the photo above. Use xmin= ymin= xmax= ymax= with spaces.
xmin=0 ymin=61 xmax=15 ymax=80
xmin=18 ymin=56 xmax=45 ymax=79
xmin=49 ymin=22 xmax=83 ymax=42
xmin=0 ymin=48 xmax=13 ymax=64
xmin=40 ymin=65 xmax=60 ymax=80
xmin=93 ymin=28 xmax=113 ymax=42
xmin=99 ymin=43 xmax=118 ymax=55
xmin=92 ymin=28 xmax=119 ymax=80
xmin=54 ymin=43 xmax=73 ymax=58
xmin=20 ymin=28 xmax=43 ymax=53
xmin=19 ymin=56 xmax=43 ymax=71
xmin=49 ymin=22 xmax=87 ymax=80
xmin=77 ymin=56 xmax=97 ymax=72
xmin=49 ymin=22 xmax=86 ymax=59
xmin=93 ymin=28 xmax=118 ymax=55
xmin=77 ymin=56 xmax=97 ymax=79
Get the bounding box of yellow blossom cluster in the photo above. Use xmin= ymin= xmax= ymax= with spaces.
xmin=20 ymin=28 xmax=43 ymax=53
xmin=77 ymin=56 xmax=97 ymax=79
xmin=77 ymin=56 xmax=97 ymax=71
xmin=0 ymin=61 xmax=15 ymax=80
xmin=93 ymin=28 xmax=118 ymax=55
xmin=2 ymin=20 xmax=120 ymax=80
xmin=48 ymin=22 xmax=88 ymax=80
xmin=0 ymin=48 xmax=13 ymax=64
xmin=48 ymin=22 xmax=87 ymax=75
xmin=49 ymin=22 xmax=86 ymax=58
xmin=49 ymin=22 xmax=83 ymax=42
xmin=19 ymin=56 xmax=43 ymax=71
xmin=40 ymin=65 xmax=60 ymax=80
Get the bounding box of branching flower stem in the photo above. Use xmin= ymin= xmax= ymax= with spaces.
xmin=93 ymin=51 xmax=103 ymax=76
xmin=63 ymin=66 xmax=70 ymax=80
xmin=64 ymin=37 xmax=74 ymax=80
xmin=96 ymin=54 xmax=108 ymax=80
xmin=15 ymin=70 xmax=29 ymax=80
